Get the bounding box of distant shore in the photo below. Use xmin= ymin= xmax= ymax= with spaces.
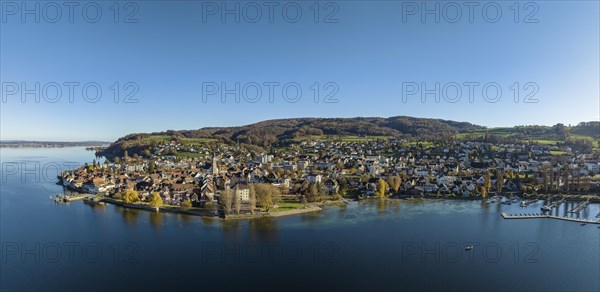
xmin=0 ymin=141 xmax=109 ymax=148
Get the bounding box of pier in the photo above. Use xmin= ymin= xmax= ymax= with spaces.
xmin=567 ymin=199 xmax=590 ymax=213
xmin=501 ymin=212 xmax=600 ymax=224
xmin=541 ymin=198 xmax=565 ymax=212
xmin=54 ymin=193 xmax=90 ymax=203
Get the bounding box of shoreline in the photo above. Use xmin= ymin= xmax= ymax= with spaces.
xmin=59 ymin=188 xmax=600 ymax=221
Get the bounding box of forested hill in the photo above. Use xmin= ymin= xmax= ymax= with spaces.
xmin=98 ymin=117 xmax=599 ymax=159
xmin=179 ymin=116 xmax=483 ymax=143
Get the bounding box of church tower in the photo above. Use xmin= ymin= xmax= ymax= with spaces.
xmin=211 ymin=152 xmax=220 ymax=175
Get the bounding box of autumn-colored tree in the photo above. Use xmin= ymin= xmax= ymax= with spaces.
xmin=480 ymin=186 xmax=488 ymax=198
xmin=386 ymin=176 xmax=402 ymax=194
xmin=149 ymin=192 xmax=163 ymax=207
xmin=181 ymin=199 xmax=192 ymax=208
xmin=122 ymin=189 xmax=140 ymax=204
xmin=496 ymin=170 xmax=504 ymax=193
xmin=377 ymin=179 xmax=388 ymax=199
xmin=254 ymin=183 xmax=280 ymax=210
xmin=483 ymin=173 xmax=491 ymax=193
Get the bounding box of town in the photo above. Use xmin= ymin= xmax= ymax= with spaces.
xmin=57 ymin=134 xmax=600 ymax=218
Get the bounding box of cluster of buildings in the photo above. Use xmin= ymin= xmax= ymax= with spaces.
xmin=59 ymin=138 xmax=600 ymax=206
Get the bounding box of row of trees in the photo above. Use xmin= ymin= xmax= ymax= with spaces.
xmin=220 ymin=184 xmax=281 ymax=215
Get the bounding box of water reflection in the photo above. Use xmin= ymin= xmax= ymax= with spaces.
xmin=248 ymin=217 xmax=279 ymax=242
xmin=149 ymin=211 xmax=164 ymax=230
xmin=221 ymin=219 xmax=243 ymax=240
xmin=118 ymin=207 xmax=140 ymax=225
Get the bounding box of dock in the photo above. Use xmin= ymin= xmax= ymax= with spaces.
xmin=501 ymin=212 xmax=600 ymax=225
xmin=55 ymin=193 xmax=90 ymax=202
xmin=541 ymin=198 xmax=565 ymax=211
xmin=567 ymin=199 xmax=590 ymax=213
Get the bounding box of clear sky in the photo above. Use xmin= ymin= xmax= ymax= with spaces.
xmin=1 ymin=1 xmax=598 ymax=141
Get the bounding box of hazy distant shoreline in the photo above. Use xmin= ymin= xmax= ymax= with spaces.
xmin=0 ymin=141 xmax=109 ymax=148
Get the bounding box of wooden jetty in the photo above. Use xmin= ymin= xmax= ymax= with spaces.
xmin=568 ymin=199 xmax=590 ymax=213
xmin=501 ymin=212 xmax=600 ymax=225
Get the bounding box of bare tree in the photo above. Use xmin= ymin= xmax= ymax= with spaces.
xmin=220 ymin=188 xmax=233 ymax=215
xmin=234 ymin=190 xmax=241 ymax=215
xmin=249 ymin=185 xmax=256 ymax=214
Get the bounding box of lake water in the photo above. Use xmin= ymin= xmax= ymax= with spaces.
xmin=1 ymin=147 xmax=599 ymax=291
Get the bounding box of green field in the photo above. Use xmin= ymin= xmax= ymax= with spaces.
xmin=404 ymin=141 xmax=435 ymax=148
xmin=530 ymin=139 xmax=559 ymax=145
xmin=175 ymin=152 xmax=205 ymax=159
xmin=270 ymin=200 xmax=303 ymax=212
xmin=293 ymin=135 xmax=392 ymax=142
xmin=140 ymin=135 xmax=217 ymax=145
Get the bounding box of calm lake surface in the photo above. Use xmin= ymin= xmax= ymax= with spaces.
xmin=1 ymin=147 xmax=599 ymax=291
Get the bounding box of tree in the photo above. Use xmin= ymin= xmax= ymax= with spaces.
xmin=483 ymin=172 xmax=491 ymax=193
xmin=480 ymin=186 xmax=488 ymax=198
xmin=220 ymin=188 xmax=233 ymax=214
xmin=496 ymin=170 xmax=504 ymax=193
xmin=234 ymin=190 xmax=242 ymax=215
xmin=386 ymin=176 xmax=401 ymax=194
xmin=148 ymin=163 xmax=155 ymax=173
xmin=113 ymin=192 xmax=123 ymax=200
xmin=181 ymin=199 xmax=192 ymax=208
xmin=305 ymin=183 xmax=321 ymax=202
xmin=249 ymin=185 xmax=257 ymax=214
xmin=149 ymin=192 xmax=163 ymax=207
xmin=337 ymin=177 xmax=348 ymax=196
xmin=563 ymin=171 xmax=570 ymax=192
xmin=377 ymin=178 xmax=388 ymax=199
xmin=122 ymin=190 xmax=140 ymax=204
xmin=254 ymin=183 xmax=280 ymax=210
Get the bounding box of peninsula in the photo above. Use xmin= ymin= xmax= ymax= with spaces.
xmin=56 ymin=117 xmax=600 ymax=219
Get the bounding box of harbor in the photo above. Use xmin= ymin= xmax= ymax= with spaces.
xmin=501 ymin=212 xmax=600 ymax=225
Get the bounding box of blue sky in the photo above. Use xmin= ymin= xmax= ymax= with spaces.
xmin=1 ymin=1 xmax=598 ymax=141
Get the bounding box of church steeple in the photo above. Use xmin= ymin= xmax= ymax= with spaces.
xmin=211 ymin=151 xmax=219 ymax=175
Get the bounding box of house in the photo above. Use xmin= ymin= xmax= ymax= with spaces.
xmin=322 ymin=178 xmax=339 ymax=195
xmin=233 ymin=183 xmax=250 ymax=201
xmin=307 ymin=174 xmax=322 ymax=184
xmin=200 ymin=179 xmax=216 ymax=202
xmin=585 ymin=163 xmax=600 ymax=173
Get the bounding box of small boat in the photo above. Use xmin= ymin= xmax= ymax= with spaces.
xmin=465 ymin=245 xmax=474 ymax=251
xmin=580 ymin=223 xmax=587 ymax=226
